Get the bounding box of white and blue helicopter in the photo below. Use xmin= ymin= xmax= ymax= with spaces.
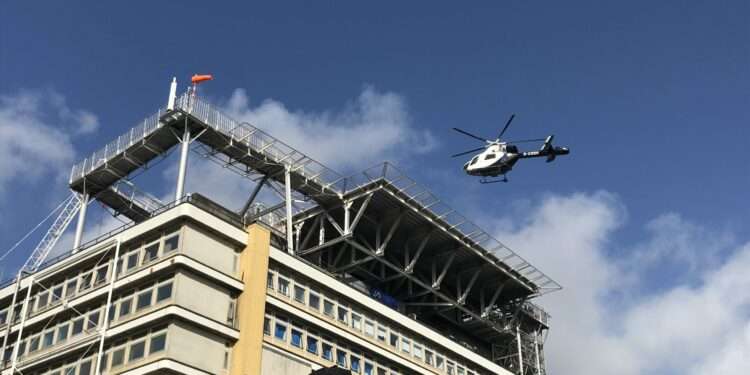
xmin=452 ymin=114 xmax=570 ymax=183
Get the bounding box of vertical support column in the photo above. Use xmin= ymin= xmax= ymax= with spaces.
xmin=516 ymin=325 xmax=525 ymax=374
xmin=72 ymin=193 xmax=89 ymax=251
xmin=534 ymin=330 xmax=542 ymax=375
xmin=166 ymin=77 xmax=177 ymax=111
xmin=230 ymin=224 xmax=271 ymax=375
xmin=9 ymin=278 xmax=34 ymax=372
xmin=343 ymin=201 xmax=352 ymax=234
xmin=175 ymin=121 xmax=190 ymax=201
xmin=0 ymin=274 xmax=22 ymax=367
xmin=95 ymin=239 xmax=121 ymax=375
xmin=284 ymin=165 xmax=294 ymax=254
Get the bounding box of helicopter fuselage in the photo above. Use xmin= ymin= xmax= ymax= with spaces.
xmin=463 ymin=143 xmax=520 ymax=177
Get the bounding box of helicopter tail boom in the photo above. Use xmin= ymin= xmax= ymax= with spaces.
xmin=520 ymin=135 xmax=570 ymax=162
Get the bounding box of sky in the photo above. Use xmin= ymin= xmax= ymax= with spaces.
xmin=1 ymin=1 xmax=749 ymax=374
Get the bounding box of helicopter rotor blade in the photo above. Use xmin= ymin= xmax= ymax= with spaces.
xmin=497 ymin=114 xmax=516 ymax=140
xmin=451 ymin=146 xmax=486 ymax=158
xmin=505 ymin=138 xmax=546 ymax=144
xmin=452 ymin=128 xmax=490 ymax=142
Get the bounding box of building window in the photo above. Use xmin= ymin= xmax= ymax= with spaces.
xmin=29 ymin=336 xmax=39 ymax=352
xmin=51 ymin=286 xmax=63 ymax=303
xmin=351 ymin=356 xmax=361 ymax=373
xmin=129 ymin=340 xmax=146 ymax=361
xmin=94 ymin=265 xmax=109 ymax=286
xmin=163 ymin=234 xmax=179 ymax=253
xmin=79 ymin=273 xmax=92 ymax=292
xmin=277 ymin=277 xmax=290 ymax=296
xmin=149 ymin=333 xmax=167 ymax=353
xmin=72 ymin=318 xmax=84 ymax=335
xmin=425 ymin=350 xmax=434 ymax=366
xmin=351 ymin=313 xmax=362 ymax=331
xmin=86 ymin=311 xmax=100 ymax=330
xmin=364 ymin=362 xmax=374 ymax=375
xmin=293 ymin=285 xmax=306 ymax=303
xmin=336 ymin=349 xmax=348 ymax=368
xmin=308 ymin=292 xmax=320 ymax=310
xmin=274 ymin=322 xmax=287 ymax=341
xmin=413 ymin=344 xmax=423 ymax=359
xmin=337 ymin=306 xmax=348 ymax=324
xmin=322 ymin=343 xmax=333 ymax=361
xmin=306 ymin=335 xmax=319 ymax=354
xmin=323 ymin=300 xmax=335 ymax=318
xmin=119 ymin=298 xmax=132 ymax=318
xmin=401 ymin=338 xmax=411 ymax=354
xmin=43 ymin=330 xmax=54 ymax=348
xmin=136 ymin=290 xmax=153 ymax=311
xmin=389 ymin=332 xmax=398 ymax=348
xmin=36 ymin=292 xmax=49 ymax=311
xmin=57 ymin=324 xmax=69 ymax=342
xmin=266 ymin=272 xmax=274 ymax=290
xmin=291 ymin=328 xmax=303 ymax=348
xmin=376 ymin=326 xmax=386 ymax=342
xmin=263 ymin=317 xmax=271 ymax=335
xmin=156 ymin=282 xmax=173 ymax=302
xmin=364 ymin=321 xmax=374 ymax=337
xmin=65 ymin=279 xmax=77 ymax=298
xmin=126 ymin=253 xmax=139 ymax=271
xmin=79 ymin=360 xmax=92 ymax=375
xmin=143 ymin=243 xmax=159 ymax=264
xmin=111 ymin=347 xmax=125 ymax=367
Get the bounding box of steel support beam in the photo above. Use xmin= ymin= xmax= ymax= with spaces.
xmin=72 ymin=193 xmax=89 ymax=251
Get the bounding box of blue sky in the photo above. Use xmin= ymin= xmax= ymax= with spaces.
xmin=1 ymin=2 xmax=748 ymax=374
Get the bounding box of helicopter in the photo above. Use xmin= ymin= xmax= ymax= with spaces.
xmin=452 ymin=114 xmax=570 ymax=183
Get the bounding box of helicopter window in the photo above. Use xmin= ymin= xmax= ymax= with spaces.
xmin=484 ymin=153 xmax=496 ymax=160
xmin=469 ymin=156 xmax=479 ymax=165
xmin=506 ymin=145 xmax=518 ymax=153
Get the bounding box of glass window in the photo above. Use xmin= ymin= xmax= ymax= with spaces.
xmin=308 ymin=292 xmax=320 ymax=310
xmin=351 ymin=356 xmax=361 ymax=373
xmin=389 ymin=332 xmax=398 ymax=348
xmin=126 ymin=252 xmax=139 ymax=270
xmin=377 ymin=368 xmax=387 ymax=375
xmin=99 ymin=353 xmax=108 ymax=372
xmin=425 ymin=350 xmax=435 ymax=366
xmin=447 ymin=362 xmax=456 ymax=375
xmin=322 ymin=343 xmax=333 ymax=361
xmin=0 ymin=309 xmax=7 ymax=325
xmin=136 ymin=290 xmax=153 ymax=311
xmin=401 ymin=338 xmax=411 ymax=354
xmin=376 ymin=326 xmax=386 ymax=342
xmin=156 ymin=282 xmax=172 ymax=302
xmin=115 ymin=259 xmax=124 ymax=276
xmin=57 ymin=324 xmax=69 ymax=342
xmin=36 ymin=292 xmax=49 ymax=311
xmin=364 ymin=362 xmax=374 ymax=375
xmin=79 ymin=273 xmax=92 ymax=291
xmin=87 ymin=311 xmax=100 ymax=330
xmin=79 ymin=360 xmax=92 ymax=375
xmin=43 ymin=330 xmax=54 ymax=348
xmin=150 ymin=333 xmax=166 ymax=353
xmin=436 ymin=355 xmax=445 ymax=369
xmin=108 ymin=305 xmax=116 ymax=322
xmin=29 ymin=336 xmax=40 ymax=352
xmin=274 ymin=322 xmax=287 ymax=340
xmin=337 ymin=306 xmax=348 ymax=323
xmin=65 ymin=279 xmax=77 ymax=297
xmin=277 ymin=277 xmax=289 ymax=296
xmin=63 ymin=366 xmax=75 ymax=375
xmin=94 ymin=265 xmax=108 ymax=286
xmin=111 ymin=347 xmax=125 ymax=367
xmin=291 ymin=328 xmax=303 ymax=348
xmin=266 ymin=272 xmax=274 ymax=290
xmin=306 ymin=335 xmax=318 ymax=354
xmin=351 ymin=313 xmax=362 ymax=331
xmin=364 ymin=321 xmax=374 ymax=337
xmin=263 ymin=317 xmax=271 ymax=335
xmin=143 ymin=243 xmax=159 ymax=263
xmin=457 ymin=367 xmax=465 ymax=375
xmin=323 ymin=300 xmax=335 ymax=318
xmin=336 ymin=349 xmax=348 ymax=368
xmin=414 ymin=344 xmax=423 ymax=359
xmin=119 ymin=298 xmax=132 ymax=317
xmin=163 ymin=235 xmax=179 ymax=253
xmin=51 ymin=285 xmax=63 ymax=303
xmin=293 ymin=285 xmax=306 ymax=303
xmin=129 ymin=340 xmax=146 ymax=361
xmin=72 ymin=318 xmax=84 ymax=335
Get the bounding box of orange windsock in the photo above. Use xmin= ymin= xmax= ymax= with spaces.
xmin=191 ymin=74 xmax=213 ymax=84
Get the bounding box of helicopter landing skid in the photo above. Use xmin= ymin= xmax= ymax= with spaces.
xmin=480 ymin=176 xmax=508 ymax=184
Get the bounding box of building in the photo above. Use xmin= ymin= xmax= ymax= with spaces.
xmin=0 ymin=83 xmax=560 ymax=375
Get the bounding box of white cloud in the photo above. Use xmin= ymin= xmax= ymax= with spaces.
xmin=223 ymin=86 xmax=436 ymax=171
xmin=0 ymin=89 xmax=99 ymax=197
xmin=495 ymin=192 xmax=749 ymax=375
